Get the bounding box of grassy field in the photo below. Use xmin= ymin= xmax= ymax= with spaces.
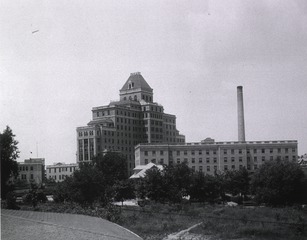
xmin=14 ymin=202 xmax=307 ymax=240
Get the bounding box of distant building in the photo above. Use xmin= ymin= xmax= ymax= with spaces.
xmin=298 ymin=153 xmax=307 ymax=175
xmin=15 ymin=158 xmax=45 ymax=185
xmin=46 ymin=162 xmax=78 ymax=182
xmin=135 ymin=139 xmax=298 ymax=174
xmin=76 ymin=72 xmax=185 ymax=174
xmin=130 ymin=162 xmax=163 ymax=179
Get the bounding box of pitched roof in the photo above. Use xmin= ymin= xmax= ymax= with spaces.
xmin=120 ymin=72 xmax=152 ymax=92
xmin=129 ymin=162 xmax=163 ymax=179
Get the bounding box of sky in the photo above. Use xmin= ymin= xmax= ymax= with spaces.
xmin=1 ymin=0 xmax=307 ymax=165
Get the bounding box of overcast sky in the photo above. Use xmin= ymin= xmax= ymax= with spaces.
xmin=1 ymin=0 xmax=307 ymax=165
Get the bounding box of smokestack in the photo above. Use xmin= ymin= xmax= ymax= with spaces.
xmin=237 ymin=86 xmax=246 ymax=142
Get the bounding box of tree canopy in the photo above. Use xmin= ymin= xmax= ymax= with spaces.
xmin=0 ymin=126 xmax=19 ymax=197
xmin=54 ymin=152 xmax=128 ymax=206
xmin=250 ymin=159 xmax=307 ymax=206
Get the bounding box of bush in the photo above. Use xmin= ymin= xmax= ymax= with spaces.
xmin=5 ymin=192 xmax=20 ymax=210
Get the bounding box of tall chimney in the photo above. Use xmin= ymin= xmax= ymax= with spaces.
xmin=237 ymin=86 xmax=246 ymax=142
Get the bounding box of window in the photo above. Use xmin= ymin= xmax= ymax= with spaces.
xmin=254 ymin=157 xmax=257 ymax=162
xmin=224 ymin=157 xmax=227 ymax=163
xmin=206 ymin=150 xmax=209 ymax=155
xmin=270 ymin=148 xmax=273 ymax=153
xmin=213 ymin=151 xmax=217 ymax=155
xmin=262 ymin=156 xmax=265 ymax=162
xmin=151 ymin=159 xmax=156 ymax=163
xmin=31 ymin=174 xmax=33 ymax=179
xmin=177 ymin=158 xmax=180 ymax=164
xmin=145 ymin=159 xmax=148 ymax=164
xmin=30 ymin=166 xmax=33 ymax=171
xmin=253 ymin=149 xmax=257 ymax=154
xmin=192 ymin=158 xmax=195 ymax=163
xmin=152 ymin=151 xmax=156 ymax=155
xmin=214 ymin=165 xmax=217 ymax=171
xmin=213 ymin=158 xmax=217 ymax=163
xmin=199 ymin=166 xmax=203 ymax=172
xmin=184 ymin=150 xmax=187 ymax=155
xmin=206 ymin=158 xmax=210 ymax=163
xmin=223 ymin=149 xmax=227 ymax=154
xmin=207 ymin=166 xmax=210 ymax=172
xmin=239 ymin=149 xmax=242 ymax=154
xmin=192 ymin=166 xmax=195 ymax=171
xmin=160 ymin=159 xmax=164 ymax=164
xmin=160 ymin=150 xmax=164 ymax=155
xmin=54 ymin=168 xmax=56 ymax=173
xmin=254 ymin=165 xmax=258 ymax=170
xmin=199 ymin=150 xmax=202 ymax=155
xmin=177 ymin=151 xmax=180 ymax=156
xmin=231 ymin=149 xmax=235 ymax=154
xmin=49 ymin=169 xmax=51 ymax=173
xmin=191 ymin=150 xmax=195 ymax=155
xmin=224 ymin=165 xmax=228 ymax=171
xmin=145 ymin=151 xmax=148 ymax=156
xmin=199 ymin=158 xmax=202 ymax=163
xmin=285 ymin=148 xmax=288 ymax=153
xmin=239 ymin=157 xmax=243 ymax=162
xmin=232 ymin=165 xmax=235 ymax=170
xmin=231 ymin=157 xmax=235 ymax=162
xmin=262 ymin=149 xmax=265 ymax=154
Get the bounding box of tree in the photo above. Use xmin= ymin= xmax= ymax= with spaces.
xmin=93 ymin=152 xmax=128 ymax=185
xmin=189 ymin=172 xmax=223 ymax=203
xmin=224 ymin=167 xmax=250 ymax=197
xmin=53 ymin=152 xmax=128 ymax=206
xmin=0 ymin=126 xmax=19 ymax=198
xmin=113 ymin=179 xmax=136 ymax=205
xmin=139 ymin=162 xmax=193 ymax=203
xmin=251 ymin=159 xmax=306 ymax=206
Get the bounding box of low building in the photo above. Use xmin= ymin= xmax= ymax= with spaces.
xmin=15 ymin=158 xmax=45 ymax=185
xmin=130 ymin=162 xmax=163 ymax=179
xmin=135 ymin=138 xmax=298 ymax=174
xmin=46 ymin=162 xmax=78 ymax=182
xmin=298 ymin=153 xmax=307 ymax=175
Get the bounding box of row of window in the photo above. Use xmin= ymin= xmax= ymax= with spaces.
xmin=78 ymin=130 xmax=94 ymax=137
xmin=19 ymin=166 xmax=34 ymax=171
xmin=20 ymin=174 xmax=36 ymax=180
xmin=48 ymin=166 xmax=77 ymax=173
xmin=96 ymin=110 xmax=110 ymax=117
xmin=49 ymin=175 xmax=68 ymax=180
xmin=144 ymin=148 xmax=296 ymax=156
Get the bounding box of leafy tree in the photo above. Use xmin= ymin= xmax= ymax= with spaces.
xmin=189 ymin=172 xmax=222 ymax=203
xmin=139 ymin=162 xmax=193 ymax=203
xmin=251 ymin=159 xmax=306 ymax=206
xmin=141 ymin=167 xmax=167 ymax=202
xmin=114 ymin=179 xmax=136 ymax=205
xmin=0 ymin=126 xmax=19 ymax=198
xmin=53 ymin=152 xmax=128 ymax=206
xmin=224 ymin=167 xmax=250 ymax=197
xmin=93 ymin=152 xmax=128 ymax=185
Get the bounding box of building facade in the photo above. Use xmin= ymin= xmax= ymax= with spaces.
xmin=135 ymin=138 xmax=298 ymax=174
xmin=46 ymin=162 xmax=78 ymax=182
xmin=76 ymin=72 xmax=185 ymax=174
xmin=15 ymin=158 xmax=45 ymax=185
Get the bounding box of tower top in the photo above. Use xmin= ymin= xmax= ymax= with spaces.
xmin=119 ymin=72 xmax=153 ymax=102
xmin=120 ymin=72 xmax=152 ymax=92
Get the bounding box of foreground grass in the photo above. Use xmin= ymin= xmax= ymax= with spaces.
xmin=13 ymin=202 xmax=307 ymax=240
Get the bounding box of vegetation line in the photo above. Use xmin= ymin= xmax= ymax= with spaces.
xmin=119 ymin=206 xmax=306 ymax=227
